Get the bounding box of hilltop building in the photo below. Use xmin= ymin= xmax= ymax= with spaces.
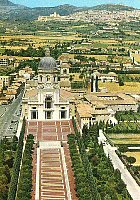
xmin=38 ymin=12 xmax=62 ymax=21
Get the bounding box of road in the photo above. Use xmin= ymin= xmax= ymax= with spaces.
xmin=0 ymin=91 xmax=24 ymax=140
xmin=98 ymin=130 xmax=140 ymax=200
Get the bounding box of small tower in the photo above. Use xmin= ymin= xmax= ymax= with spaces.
xmin=59 ymin=61 xmax=71 ymax=90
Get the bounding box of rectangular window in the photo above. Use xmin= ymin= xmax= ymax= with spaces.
xmin=45 ymin=111 xmax=52 ymax=119
xmin=61 ymin=111 xmax=66 ymax=119
xmin=31 ymin=111 xmax=38 ymax=119
xmin=47 ymin=102 xmax=52 ymax=108
xmin=45 ymin=101 xmax=52 ymax=108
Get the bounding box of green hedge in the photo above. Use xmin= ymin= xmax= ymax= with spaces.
xmin=107 ymin=122 xmax=140 ymax=134
xmin=7 ymin=118 xmax=25 ymax=200
xmin=16 ymin=134 xmax=34 ymax=200
xmin=68 ymin=135 xmax=93 ymax=199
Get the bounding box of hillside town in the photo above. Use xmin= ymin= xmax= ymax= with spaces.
xmin=38 ymin=10 xmax=140 ymax=23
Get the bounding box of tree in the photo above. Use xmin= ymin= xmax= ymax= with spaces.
xmin=0 ymin=183 xmax=8 ymax=200
xmin=118 ymin=146 xmax=128 ymax=153
xmin=116 ymin=179 xmax=126 ymax=193
xmin=114 ymin=169 xmax=121 ymax=180
xmin=118 ymin=76 xmax=124 ymax=86
xmin=104 ymin=194 xmax=112 ymax=200
xmin=126 ymin=156 xmax=136 ymax=165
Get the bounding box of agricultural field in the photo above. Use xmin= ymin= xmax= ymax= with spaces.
xmin=131 ymin=53 xmax=140 ymax=63
xmin=0 ymin=34 xmax=83 ymax=52
xmin=99 ymin=81 xmax=140 ymax=93
xmin=83 ymin=54 xmax=108 ymax=61
xmin=112 ymin=55 xmax=131 ymax=63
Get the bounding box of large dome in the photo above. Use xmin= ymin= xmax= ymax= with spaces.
xmin=39 ymin=56 xmax=57 ymax=71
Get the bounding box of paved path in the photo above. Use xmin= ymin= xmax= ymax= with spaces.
xmin=29 ymin=120 xmax=77 ymax=200
xmin=0 ymin=91 xmax=23 ymax=140
xmin=128 ymin=147 xmax=140 ymax=150
xmin=99 ymin=130 xmax=140 ymax=200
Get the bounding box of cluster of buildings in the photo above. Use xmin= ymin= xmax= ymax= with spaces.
xmin=21 ymin=52 xmax=140 ymax=129
xmin=38 ymin=9 xmax=140 ymax=23
xmin=0 ymin=66 xmax=35 ymax=105
xmin=68 ymin=9 xmax=140 ymax=23
xmin=76 ymin=92 xmax=138 ymax=128
xmin=0 ymin=55 xmax=36 ymax=68
xmin=38 ymin=12 xmax=64 ymax=22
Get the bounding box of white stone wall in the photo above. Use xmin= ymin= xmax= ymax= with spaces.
xmin=107 ymin=104 xmax=138 ymax=112
xmin=24 ymin=87 xmax=70 ymax=121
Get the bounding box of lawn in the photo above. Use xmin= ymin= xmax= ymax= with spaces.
xmin=99 ymin=82 xmax=140 ymax=93
xmin=124 ymin=152 xmax=140 ymax=166
xmin=111 ymin=138 xmax=140 ymax=145
xmin=109 ymin=134 xmax=140 ymax=139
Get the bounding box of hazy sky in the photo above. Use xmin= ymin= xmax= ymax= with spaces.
xmin=11 ymin=0 xmax=140 ymax=8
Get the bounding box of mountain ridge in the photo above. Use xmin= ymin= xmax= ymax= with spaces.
xmin=0 ymin=1 xmax=138 ymax=20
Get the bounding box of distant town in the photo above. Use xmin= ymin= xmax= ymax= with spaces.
xmin=0 ymin=1 xmax=140 ymax=200
xmin=38 ymin=10 xmax=140 ymax=23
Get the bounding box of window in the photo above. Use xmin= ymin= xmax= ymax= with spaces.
xmin=61 ymin=111 xmax=66 ymax=119
xmin=31 ymin=111 xmax=38 ymax=119
xmin=45 ymin=111 xmax=52 ymax=119
xmin=47 ymin=76 xmax=50 ymax=81
xmin=32 ymin=107 xmax=36 ymax=109
xmin=61 ymin=107 xmax=65 ymax=109
xmin=40 ymin=75 xmax=42 ymax=82
xmin=63 ymin=69 xmax=67 ymax=74
xmin=54 ymin=76 xmax=57 ymax=82
xmin=47 ymin=102 xmax=51 ymax=108
xmin=45 ymin=96 xmax=52 ymax=108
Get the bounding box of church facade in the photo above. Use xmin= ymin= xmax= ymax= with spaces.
xmin=22 ymin=54 xmax=70 ymax=121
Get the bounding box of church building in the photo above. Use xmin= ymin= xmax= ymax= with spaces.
xmin=22 ymin=53 xmax=70 ymax=121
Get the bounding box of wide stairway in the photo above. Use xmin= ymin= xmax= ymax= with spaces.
xmin=40 ymin=148 xmax=68 ymax=200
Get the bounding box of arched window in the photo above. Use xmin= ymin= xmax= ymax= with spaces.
xmin=54 ymin=76 xmax=56 ymax=82
xmin=63 ymin=69 xmax=67 ymax=74
xmin=40 ymin=75 xmax=43 ymax=82
xmin=45 ymin=96 xmax=52 ymax=108
xmin=47 ymin=76 xmax=50 ymax=81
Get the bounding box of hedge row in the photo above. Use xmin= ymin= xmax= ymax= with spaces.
xmin=107 ymin=122 xmax=140 ymax=134
xmin=68 ymin=134 xmax=93 ymax=199
xmin=72 ymin=117 xmax=101 ymax=200
xmin=7 ymin=118 xmax=26 ymax=200
xmin=16 ymin=134 xmax=34 ymax=200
